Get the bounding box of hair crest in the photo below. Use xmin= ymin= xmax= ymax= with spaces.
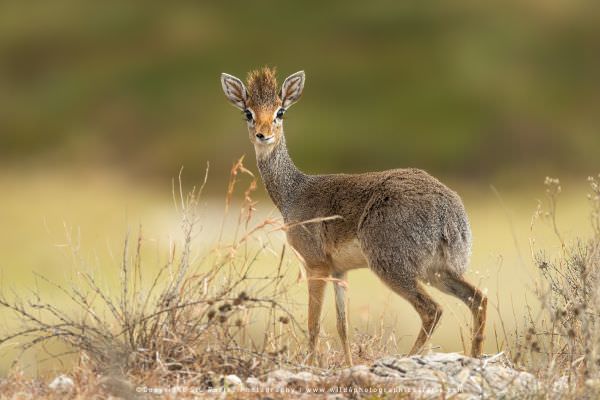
xmin=246 ymin=66 xmax=279 ymax=106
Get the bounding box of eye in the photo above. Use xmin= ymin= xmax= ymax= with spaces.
xmin=276 ymin=108 xmax=285 ymax=120
xmin=244 ymin=109 xmax=253 ymax=122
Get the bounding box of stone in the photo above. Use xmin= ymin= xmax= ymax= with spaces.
xmin=223 ymin=374 xmax=243 ymax=388
xmin=245 ymin=353 xmax=551 ymax=399
xmin=48 ymin=375 xmax=74 ymax=394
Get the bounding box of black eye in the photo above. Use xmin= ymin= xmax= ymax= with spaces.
xmin=276 ymin=108 xmax=285 ymax=119
xmin=244 ymin=110 xmax=253 ymax=122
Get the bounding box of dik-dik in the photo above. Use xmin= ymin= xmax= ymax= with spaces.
xmin=220 ymin=67 xmax=487 ymax=365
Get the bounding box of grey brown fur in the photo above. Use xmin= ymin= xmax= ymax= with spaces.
xmin=221 ymin=67 xmax=487 ymax=366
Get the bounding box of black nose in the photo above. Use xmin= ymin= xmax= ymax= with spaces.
xmin=256 ymin=133 xmax=265 ymax=140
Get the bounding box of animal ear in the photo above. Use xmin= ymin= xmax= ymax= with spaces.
xmin=280 ymin=71 xmax=305 ymax=108
xmin=221 ymin=73 xmax=248 ymax=110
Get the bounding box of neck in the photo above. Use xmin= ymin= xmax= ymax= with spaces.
xmin=256 ymin=134 xmax=306 ymax=215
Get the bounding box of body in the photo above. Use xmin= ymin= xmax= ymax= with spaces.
xmin=221 ymin=67 xmax=487 ymax=365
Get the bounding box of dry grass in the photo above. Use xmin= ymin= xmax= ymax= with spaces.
xmin=0 ymin=159 xmax=304 ymax=397
xmin=1 ymin=167 xmax=599 ymax=398
xmin=498 ymin=174 xmax=600 ymax=398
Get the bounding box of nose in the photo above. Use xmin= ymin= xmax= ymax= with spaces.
xmin=256 ymin=133 xmax=265 ymax=140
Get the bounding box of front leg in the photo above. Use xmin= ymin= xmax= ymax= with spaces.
xmin=307 ymin=268 xmax=328 ymax=366
xmin=332 ymin=271 xmax=353 ymax=366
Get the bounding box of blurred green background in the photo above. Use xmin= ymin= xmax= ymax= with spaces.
xmin=1 ymin=0 xmax=598 ymax=183
xmin=0 ymin=0 xmax=598 ymax=374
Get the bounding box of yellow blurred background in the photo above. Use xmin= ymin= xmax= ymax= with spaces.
xmin=0 ymin=0 xmax=598 ymax=375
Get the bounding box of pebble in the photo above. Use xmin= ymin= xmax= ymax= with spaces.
xmin=48 ymin=375 xmax=74 ymax=394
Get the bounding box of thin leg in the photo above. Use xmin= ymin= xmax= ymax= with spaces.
xmin=405 ymin=282 xmax=443 ymax=355
xmin=332 ymin=271 xmax=353 ymax=366
xmin=307 ymin=269 xmax=327 ymax=366
xmin=381 ymin=278 xmax=442 ymax=355
xmin=432 ymin=271 xmax=487 ymax=357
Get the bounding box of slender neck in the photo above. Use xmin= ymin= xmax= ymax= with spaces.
xmin=256 ymin=134 xmax=306 ymax=214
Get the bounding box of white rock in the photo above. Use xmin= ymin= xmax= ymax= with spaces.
xmin=231 ymin=353 xmax=550 ymax=398
xmin=288 ymin=371 xmax=319 ymax=387
xmin=245 ymin=376 xmax=261 ymax=388
xmin=455 ymin=367 xmax=472 ymax=385
xmin=224 ymin=374 xmax=243 ymax=387
xmin=48 ymin=375 xmax=74 ymax=393
xmin=424 ymin=352 xmax=464 ymax=363
xmin=267 ymin=369 xmax=296 ymax=382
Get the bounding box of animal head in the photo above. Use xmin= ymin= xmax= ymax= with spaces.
xmin=220 ymin=67 xmax=305 ymax=151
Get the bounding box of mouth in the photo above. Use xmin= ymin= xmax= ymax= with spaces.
xmin=257 ymin=135 xmax=275 ymax=144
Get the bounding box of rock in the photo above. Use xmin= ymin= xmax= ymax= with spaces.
xmin=341 ymin=365 xmax=376 ymax=387
xmin=245 ymin=376 xmax=261 ymax=389
xmin=425 ymin=352 xmax=465 ymax=363
xmin=246 ymin=353 xmax=551 ymax=399
xmin=223 ymin=374 xmax=243 ymax=388
xmin=295 ymin=371 xmax=317 ymax=382
xmin=48 ymin=375 xmax=74 ymax=394
xmin=267 ymin=369 xmax=297 ymax=382
xmin=266 ymin=369 xmax=297 ymax=390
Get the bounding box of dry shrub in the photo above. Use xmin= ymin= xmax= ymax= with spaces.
xmin=509 ymin=174 xmax=600 ymax=397
xmin=0 ymin=158 xmax=310 ymax=392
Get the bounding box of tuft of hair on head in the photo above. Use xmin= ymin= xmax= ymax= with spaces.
xmin=246 ymin=66 xmax=278 ymax=106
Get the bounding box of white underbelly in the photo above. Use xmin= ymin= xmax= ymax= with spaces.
xmin=330 ymin=239 xmax=368 ymax=271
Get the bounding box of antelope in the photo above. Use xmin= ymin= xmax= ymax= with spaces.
xmin=220 ymin=67 xmax=487 ymax=366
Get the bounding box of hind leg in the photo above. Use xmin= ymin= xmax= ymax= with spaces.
xmin=374 ymin=273 xmax=443 ymax=355
xmin=432 ymin=270 xmax=487 ymax=357
xmin=400 ymin=281 xmax=443 ymax=355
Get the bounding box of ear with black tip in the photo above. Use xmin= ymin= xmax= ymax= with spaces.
xmin=280 ymin=71 xmax=305 ymax=109
xmin=221 ymin=73 xmax=248 ymax=110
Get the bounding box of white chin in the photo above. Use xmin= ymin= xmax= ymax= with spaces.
xmin=258 ymin=137 xmax=275 ymax=145
xmin=254 ymin=138 xmax=276 ymax=155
